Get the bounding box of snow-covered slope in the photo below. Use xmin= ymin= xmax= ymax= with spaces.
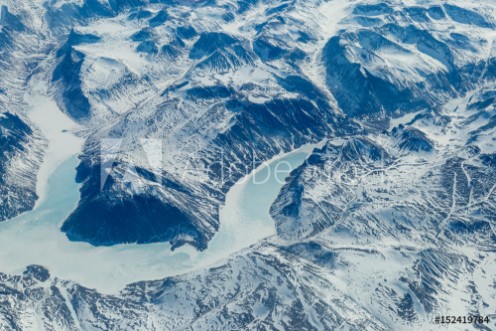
xmin=50 ymin=0 xmax=496 ymax=251
xmin=0 ymin=2 xmax=47 ymax=221
xmin=0 ymin=113 xmax=43 ymax=221
xmin=1 ymin=0 xmax=496 ymax=330
xmin=323 ymin=0 xmax=496 ymax=125
xmin=270 ymin=87 xmax=496 ymax=329
xmin=51 ymin=0 xmax=354 ymax=249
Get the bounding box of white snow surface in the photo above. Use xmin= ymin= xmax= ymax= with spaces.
xmin=24 ymin=77 xmax=84 ymax=208
xmin=0 ymin=1 xmax=496 ymax=329
xmin=0 ymin=136 xmax=319 ymax=293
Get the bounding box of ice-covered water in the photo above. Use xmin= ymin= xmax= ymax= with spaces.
xmin=0 ymin=144 xmax=317 ymax=293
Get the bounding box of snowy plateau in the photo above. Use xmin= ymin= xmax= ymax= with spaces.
xmin=0 ymin=0 xmax=495 ymax=330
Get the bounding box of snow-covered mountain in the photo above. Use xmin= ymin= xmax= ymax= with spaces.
xmin=0 ymin=0 xmax=496 ymax=330
xmin=0 ymin=113 xmax=44 ymax=221
xmin=270 ymin=89 xmax=496 ymax=329
xmin=53 ymin=0 xmax=496 ymax=251
xmin=47 ymin=0 xmax=354 ymax=249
